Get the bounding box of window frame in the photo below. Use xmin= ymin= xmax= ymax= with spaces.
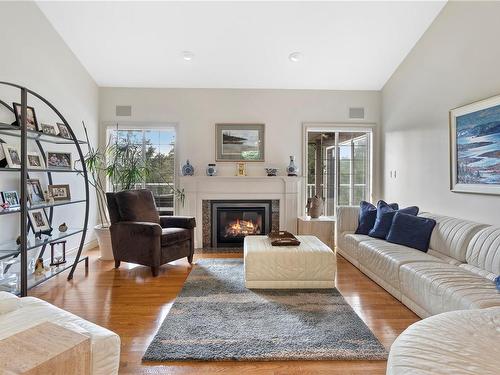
xmin=104 ymin=122 xmax=179 ymax=213
xmin=302 ymin=123 xmax=374 ymax=218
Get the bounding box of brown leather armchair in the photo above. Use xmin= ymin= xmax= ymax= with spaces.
xmin=106 ymin=189 xmax=196 ymax=276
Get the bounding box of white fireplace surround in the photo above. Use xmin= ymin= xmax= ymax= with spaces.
xmin=178 ymin=176 xmax=303 ymax=248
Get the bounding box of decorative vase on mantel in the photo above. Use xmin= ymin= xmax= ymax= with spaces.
xmin=206 ymin=163 xmax=217 ymax=176
xmin=286 ymin=156 xmax=299 ymax=176
xmin=181 ymin=160 xmax=194 ymax=176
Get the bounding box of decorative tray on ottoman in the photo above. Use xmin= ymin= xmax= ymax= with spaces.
xmin=267 ymin=231 xmax=301 ymax=246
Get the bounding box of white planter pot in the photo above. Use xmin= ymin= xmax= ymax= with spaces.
xmin=94 ymin=224 xmax=114 ymax=260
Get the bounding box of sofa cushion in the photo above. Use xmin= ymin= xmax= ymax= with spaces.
xmin=459 ymin=264 xmax=498 ymax=282
xmin=387 ymin=307 xmax=500 ymax=375
xmin=386 ymin=213 xmax=436 ymax=252
xmin=115 ymin=189 xmax=160 ymax=224
xmin=161 ymin=228 xmax=191 ymax=247
xmin=465 ymin=226 xmax=500 ymax=275
xmin=369 ymin=201 xmax=419 ymax=239
xmin=426 ymin=249 xmax=462 ymax=266
xmin=358 ymin=240 xmax=444 ymax=298
xmin=355 ymin=201 xmax=398 ymax=235
xmin=399 ymin=261 xmax=500 ymax=316
xmin=419 ymin=213 xmax=487 ymax=263
xmin=337 ymin=232 xmax=372 ymax=266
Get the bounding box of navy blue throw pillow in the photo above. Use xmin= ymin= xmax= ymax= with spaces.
xmin=368 ymin=201 xmax=419 ymax=239
xmin=355 ymin=201 xmax=398 ymax=235
xmin=386 ymin=212 xmax=436 ymax=252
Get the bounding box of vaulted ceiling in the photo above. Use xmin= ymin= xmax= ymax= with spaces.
xmin=37 ymin=1 xmax=446 ymax=90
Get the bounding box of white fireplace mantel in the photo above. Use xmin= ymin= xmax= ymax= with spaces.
xmin=178 ymin=176 xmax=304 ymax=248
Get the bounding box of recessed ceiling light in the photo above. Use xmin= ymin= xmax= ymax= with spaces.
xmin=288 ymin=52 xmax=302 ymax=62
xmin=182 ymin=51 xmax=194 ymax=61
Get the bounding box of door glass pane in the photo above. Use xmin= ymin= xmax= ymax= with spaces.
xmin=307 ymin=129 xmax=370 ymax=216
xmin=338 ymin=185 xmax=350 ymax=206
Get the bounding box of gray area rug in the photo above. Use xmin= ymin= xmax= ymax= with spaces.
xmin=143 ymin=259 xmax=387 ymax=361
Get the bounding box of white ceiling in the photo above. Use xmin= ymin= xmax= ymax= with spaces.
xmin=37 ymin=1 xmax=446 ymax=90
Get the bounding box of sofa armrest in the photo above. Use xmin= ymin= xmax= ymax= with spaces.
xmin=160 ymin=216 xmax=196 ymax=229
xmin=336 ymin=206 xmax=360 ymax=234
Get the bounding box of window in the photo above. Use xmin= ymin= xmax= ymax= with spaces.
xmin=106 ymin=127 xmax=176 ymax=214
xmin=305 ymin=127 xmax=372 ymax=216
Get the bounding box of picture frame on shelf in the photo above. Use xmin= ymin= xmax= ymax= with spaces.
xmin=56 ymin=123 xmax=72 ymax=139
xmin=28 ymin=208 xmax=51 ymax=232
xmin=27 ymin=151 xmax=45 ymax=169
xmin=450 ymin=94 xmax=500 ymax=195
xmin=0 ymin=138 xmax=6 ymax=168
xmin=40 ymin=123 xmax=58 ymax=136
xmin=48 ymin=184 xmax=71 ymax=201
xmin=12 ymin=103 xmax=39 ymax=132
xmin=215 ymin=123 xmax=265 ymax=162
xmin=46 ymin=151 xmax=72 ymax=169
xmin=1 ymin=191 xmax=20 ymax=208
xmin=2 ymin=144 xmax=22 ymax=168
xmin=27 ymin=179 xmax=45 ymax=205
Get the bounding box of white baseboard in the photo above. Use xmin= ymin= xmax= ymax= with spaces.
xmin=66 ymin=239 xmax=98 ymax=258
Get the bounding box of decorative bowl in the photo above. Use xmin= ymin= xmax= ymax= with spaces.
xmin=265 ymin=168 xmax=279 ymax=176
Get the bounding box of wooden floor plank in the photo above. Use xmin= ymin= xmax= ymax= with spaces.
xmin=29 ymin=250 xmax=419 ymax=374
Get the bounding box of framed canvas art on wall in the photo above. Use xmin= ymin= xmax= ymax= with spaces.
xmin=215 ymin=123 xmax=265 ymax=162
xmin=450 ymin=94 xmax=500 ymax=195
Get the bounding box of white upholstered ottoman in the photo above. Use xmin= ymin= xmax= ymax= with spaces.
xmin=244 ymin=235 xmax=336 ymax=288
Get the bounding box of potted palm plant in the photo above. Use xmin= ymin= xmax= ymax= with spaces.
xmin=80 ymin=123 xmax=184 ymax=260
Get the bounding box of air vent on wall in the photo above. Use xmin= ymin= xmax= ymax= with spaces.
xmin=349 ymin=107 xmax=365 ymax=120
xmin=116 ymin=105 xmax=132 ymax=117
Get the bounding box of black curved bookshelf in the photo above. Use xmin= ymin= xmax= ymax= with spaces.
xmin=0 ymin=82 xmax=89 ymax=296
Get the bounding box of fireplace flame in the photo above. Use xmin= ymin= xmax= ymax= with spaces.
xmin=225 ymin=218 xmax=260 ymax=237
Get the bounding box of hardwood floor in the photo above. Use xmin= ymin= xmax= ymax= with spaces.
xmin=29 ymin=249 xmax=419 ymax=374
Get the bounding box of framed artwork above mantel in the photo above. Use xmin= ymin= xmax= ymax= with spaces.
xmin=215 ymin=123 xmax=265 ymax=162
xmin=450 ymin=94 xmax=500 ymax=195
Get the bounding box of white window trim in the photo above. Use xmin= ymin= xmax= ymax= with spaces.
xmin=302 ymin=122 xmax=375 ymax=218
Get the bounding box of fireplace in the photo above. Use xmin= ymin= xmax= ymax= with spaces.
xmin=211 ymin=200 xmax=272 ymax=248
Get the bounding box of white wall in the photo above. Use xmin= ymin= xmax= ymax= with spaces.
xmin=99 ymin=87 xmax=382 ymax=202
xmin=0 ymin=1 xmax=99 ymax=265
xmin=381 ymin=1 xmax=500 ymax=226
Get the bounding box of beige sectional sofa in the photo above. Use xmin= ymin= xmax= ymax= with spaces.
xmin=387 ymin=306 xmax=500 ymax=375
xmin=336 ymin=206 xmax=500 ymax=318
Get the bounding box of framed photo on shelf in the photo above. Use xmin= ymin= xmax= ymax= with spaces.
xmin=27 ymin=179 xmax=45 ymax=205
xmin=2 ymin=144 xmax=22 ymax=168
xmin=28 ymin=208 xmax=51 ymax=232
xmin=48 ymin=184 xmax=71 ymax=201
xmin=56 ymin=123 xmax=72 ymax=139
xmin=12 ymin=103 xmax=39 ymax=132
xmin=1 ymin=191 xmax=20 ymax=208
xmin=46 ymin=151 xmax=72 ymax=169
xmin=450 ymin=94 xmax=500 ymax=195
xmin=215 ymin=123 xmax=265 ymax=162
xmin=27 ymin=151 xmax=45 ymax=169
xmin=40 ymin=123 xmax=58 ymax=135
